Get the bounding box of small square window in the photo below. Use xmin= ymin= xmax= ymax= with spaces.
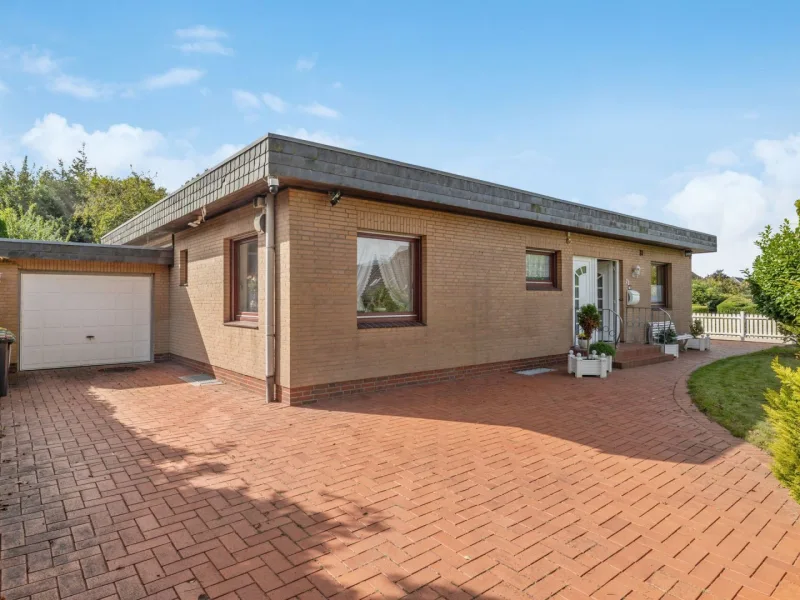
xmin=526 ymin=250 xmax=557 ymax=290
xmin=179 ymin=249 xmax=188 ymax=286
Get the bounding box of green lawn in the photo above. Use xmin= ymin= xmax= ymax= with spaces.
xmin=688 ymin=346 xmax=800 ymax=452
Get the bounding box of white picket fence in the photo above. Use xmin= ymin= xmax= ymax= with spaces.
xmin=691 ymin=312 xmax=784 ymax=342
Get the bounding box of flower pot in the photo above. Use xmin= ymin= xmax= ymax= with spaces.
xmin=578 ymin=339 xmax=589 ymax=350
xmin=568 ymin=351 xmax=611 ymax=378
xmin=662 ymin=343 xmax=680 ymax=358
xmin=685 ymin=336 xmax=711 ymax=351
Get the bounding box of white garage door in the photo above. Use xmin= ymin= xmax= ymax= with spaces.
xmin=20 ymin=273 xmax=152 ymax=370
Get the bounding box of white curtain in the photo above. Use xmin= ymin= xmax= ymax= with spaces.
xmin=377 ymin=246 xmax=411 ymax=308
xmin=356 ymin=239 xmax=377 ymax=311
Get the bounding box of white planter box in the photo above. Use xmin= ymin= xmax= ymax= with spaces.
xmin=662 ymin=343 xmax=680 ymax=358
xmin=685 ymin=336 xmax=711 ymax=351
xmin=568 ymin=351 xmax=612 ymax=378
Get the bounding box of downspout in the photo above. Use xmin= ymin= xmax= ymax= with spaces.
xmin=264 ymin=190 xmax=276 ymax=402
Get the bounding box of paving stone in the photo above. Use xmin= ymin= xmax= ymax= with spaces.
xmin=1 ymin=348 xmax=797 ymax=600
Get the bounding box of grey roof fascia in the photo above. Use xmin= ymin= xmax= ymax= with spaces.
xmin=0 ymin=238 xmax=173 ymax=265
xmin=101 ymin=133 xmax=716 ymax=254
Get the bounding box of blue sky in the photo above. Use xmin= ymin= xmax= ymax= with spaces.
xmin=2 ymin=1 xmax=799 ymax=275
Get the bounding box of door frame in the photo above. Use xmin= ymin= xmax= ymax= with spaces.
xmin=573 ymin=257 xmax=620 ymax=345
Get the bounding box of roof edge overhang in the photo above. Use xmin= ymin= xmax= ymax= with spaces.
xmin=101 ymin=134 xmax=717 ymax=254
xmin=0 ymin=238 xmax=173 ymax=265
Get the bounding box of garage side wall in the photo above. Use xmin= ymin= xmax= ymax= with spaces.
xmin=0 ymin=258 xmax=169 ymax=368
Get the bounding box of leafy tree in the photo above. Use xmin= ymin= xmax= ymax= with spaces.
xmin=75 ymin=171 xmax=166 ymax=241
xmin=0 ymin=148 xmax=165 ymax=243
xmin=0 ymin=205 xmax=63 ymax=240
xmin=746 ymin=200 xmax=800 ymax=339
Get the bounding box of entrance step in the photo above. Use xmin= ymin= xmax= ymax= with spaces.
xmin=612 ymin=344 xmax=674 ymax=369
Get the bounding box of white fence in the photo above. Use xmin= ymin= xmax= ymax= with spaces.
xmin=691 ymin=312 xmax=784 ymax=342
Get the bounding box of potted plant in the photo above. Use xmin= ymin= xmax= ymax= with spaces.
xmin=686 ymin=319 xmax=711 ymax=351
xmin=655 ymin=328 xmax=680 ymax=358
xmin=577 ymin=304 xmax=601 ymax=349
xmin=568 ymin=349 xmax=612 ymax=378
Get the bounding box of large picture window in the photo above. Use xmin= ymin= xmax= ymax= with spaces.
xmin=651 ymin=263 xmax=668 ymax=306
xmin=526 ymin=250 xmax=557 ymax=290
xmin=357 ymin=233 xmax=420 ymax=324
xmin=232 ymin=237 xmax=259 ymax=321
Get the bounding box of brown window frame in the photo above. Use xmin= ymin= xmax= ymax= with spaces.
xmin=651 ymin=263 xmax=669 ymax=307
xmin=231 ymin=236 xmax=259 ymax=323
xmin=526 ymin=249 xmax=558 ymax=290
xmin=357 ymin=232 xmax=422 ymax=326
xmin=179 ymin=249 xmax=188 ymax=286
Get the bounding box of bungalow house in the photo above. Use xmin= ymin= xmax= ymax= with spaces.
xmin=0 ymin=134 xmax=716 ymax=402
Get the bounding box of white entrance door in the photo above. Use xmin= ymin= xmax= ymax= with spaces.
xmin=20 ymin=273 xmax=152 ymax=370
xmin=573 ymin=257 xmax=597 ymax=344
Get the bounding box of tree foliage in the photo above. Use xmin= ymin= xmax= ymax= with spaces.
xmin=746 ymin=200 xmax=800 ymax=339
xmin=0 ymin=147 xmax=166 ymax=243
xmin=765 ymin=357 xmax=800 ymax=502
xmin=692 ymin=270 xmax=753 ymax=313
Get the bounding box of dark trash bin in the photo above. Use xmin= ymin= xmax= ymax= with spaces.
xmin=0 ymin=328 xmax=15 ymax=398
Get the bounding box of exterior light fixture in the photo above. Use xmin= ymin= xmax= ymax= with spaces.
xmin=631 ymin=265 xmax=641 ymax=278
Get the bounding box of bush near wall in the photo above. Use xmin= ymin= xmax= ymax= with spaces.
xmin=765 ymin=358 xmax=800 ymax=502
xmin=692 ymin=304 xmax=709 ymax=313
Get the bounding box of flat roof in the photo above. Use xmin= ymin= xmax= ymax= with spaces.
xmin=101 ymin=134 xmax=716 ymax=254
xmin=0 ymin=238 xmax=173 ymax=265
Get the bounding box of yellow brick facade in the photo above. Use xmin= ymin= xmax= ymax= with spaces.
xmin=281 ymin=189 xmax=692 ymax=389
xmin=0 ymin=258 xmax=169 ymax=367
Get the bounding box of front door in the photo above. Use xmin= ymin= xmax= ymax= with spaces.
xmin=573 ymin=257 xmax=597 ymax=344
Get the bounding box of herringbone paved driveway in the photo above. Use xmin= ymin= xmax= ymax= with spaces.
xmin=2 ymin=343 xmax=799 ymax=600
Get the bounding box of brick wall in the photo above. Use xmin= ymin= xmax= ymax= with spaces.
xmin=283 ymin=188 xmax=692 ymax=389
xmin=169 ymin=203 xmax=280 ymax=381
xmin=0 ymin=258 xmax=169 ymax=367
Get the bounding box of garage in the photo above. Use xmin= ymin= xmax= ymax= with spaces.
xmin=19 ymin=273 xmax=153 ymax=370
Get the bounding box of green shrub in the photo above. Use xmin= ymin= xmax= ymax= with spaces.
xmin=655 ymin=328 xmax=677 ymax=344
xmin=589 ymin=342 xmax=616 ymax=357
xmin=577 ymin=304 xmax=601 ymax=340
xmin=765 ymin=358 xmax=800 ymax=502
xmin=716 ymin=295 xmax=758 ymax=314
xmin=692 ymin=304 xmax=709 ymax=313
xmin=689 ymin=319 xmax=704 ymax=337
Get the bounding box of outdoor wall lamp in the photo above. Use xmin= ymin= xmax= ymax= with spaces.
xmin=631 ymin=265 xmax=641 ymax=278
xmin=329 ymin=190 xmax=342 ymax=206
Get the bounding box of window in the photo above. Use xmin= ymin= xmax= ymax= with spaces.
xmin=232 ymin=237 xmax=259 ymax=321
xmin=179 ymin=250 xmax=188 ymax=286
xmin=526 ymin=250 xmax=557 ymax=290
xmin=357 ymin=233 xmax=421 ymax=325
xmin=651 ymin=263 xmax=668 ymax=306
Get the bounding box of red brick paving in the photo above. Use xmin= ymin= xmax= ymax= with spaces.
xmin=2 ymin=342 xmax=800 ymax=600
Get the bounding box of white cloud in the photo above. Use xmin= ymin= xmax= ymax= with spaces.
xmin=276 ymin=127 xmax=359 ymax=149
xmin=666 ymin=134 xmax=800 ymax=276
xmin=299 ymin=102 xmax=339 ymax=119
xmin=296 ymin=55 xmax=317 ymax=71
xmin=143 ymin=68 xmax=204 ymax=90
xmin=20 ymin=48 xmax=58 ymax=75
xmin=610 ymin=193 xmax=648 ymax=216
xmin=175 ymin=25 xmax=226 ymax=39
xmin=20 ymin=113 xmax=239 ymax=191
xmin=232 ymin=89 xmax=261 ymax=112
xmin=174 ymin=25 xmax=232 ymax=56
xmin=49 ymin=75 xmax=111 ymax=99
xmin=706 ymin=149 xmax=739 ymax=167
xmin=177 ymin=41 xmax=233 ymax=56
xmin=262 ymin=92 xmax=287 ymax=113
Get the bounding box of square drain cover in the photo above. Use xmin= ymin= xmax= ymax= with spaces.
xmin=179 ymin=374 xmax=224 ymax=386
xmin=515 ymin=368 xmax=553 ymax=377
